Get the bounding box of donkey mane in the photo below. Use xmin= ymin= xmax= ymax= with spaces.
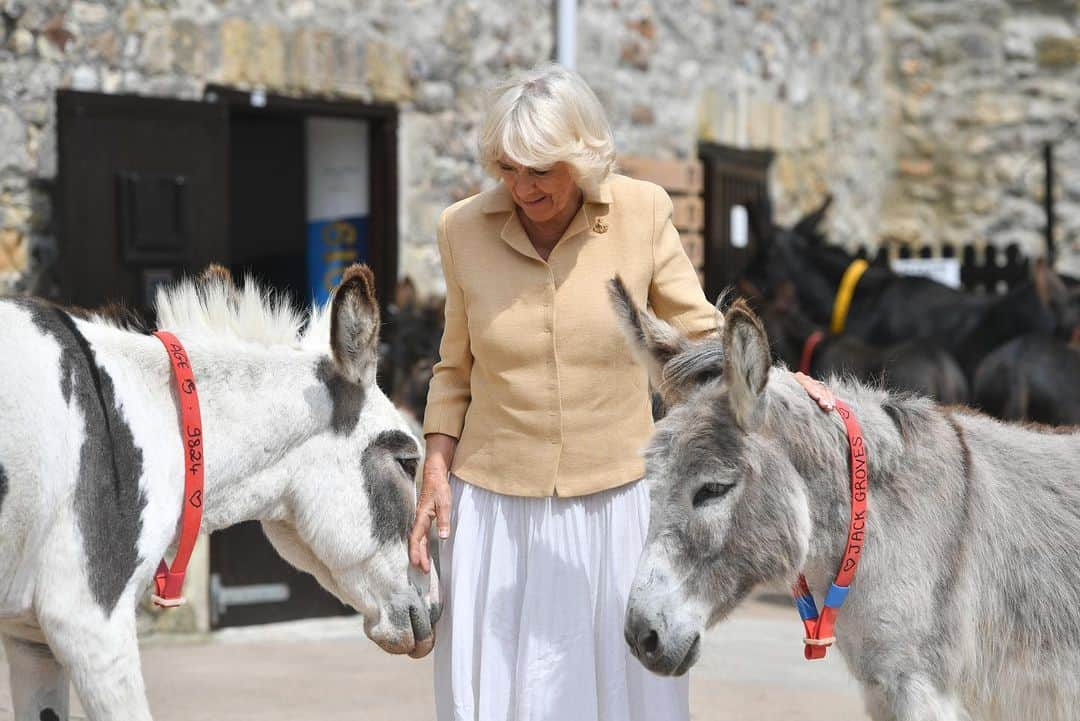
xmin=662 ymin=339 xmax=724 ymax=391
xmin=151 ymin=271 xmax=333 ymax=351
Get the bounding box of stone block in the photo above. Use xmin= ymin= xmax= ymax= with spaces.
xmin=770 ymin=103 xmax=787 ymax=151
xmin=71 ymin=64 xmax=98 ymax=90
xmin=251 ymin=24 xmax=286 ymax=88
xmin=140 ymin=23 xmax=173 ymax=74
xmin=811 ymin=97 xmax=831 ymax=144
xmin=366 ymin=40 xmax=413 ymax=102
xmin=618 ymin=156 xmax=703 ymax=194
xmin=220 ymin=17 xmax=252 ymax=85
xmin=748 ymin=97 xmax=773 ymax=148
xmin=71 ymin=1 xmax=108 ymax=26
xmin=630 ymin=104 xmax=655 ymax=126
xmin=171 ymin=19 xmax=202 ymax=76
xmin=0 ymin=106 xmax=29 ymax=172
xmin=898 ymin=157 xmax=933 ymax=177
xmin=86 ymin=29 xmax=120 ymax=64
xmin=335 ymin=32 xmax=366 ymax=98
xmin=1037 ymin=36 xmax=1080 ymax=67
xmin=672 ymin=195 xmax=704 ymax=231
xmin=0 ymin=229 xmax=28 ymax=274
xmin=9 ymin=28 xmax=34 ymax=55
xmin=311 ymin=30 xmax=337 ymax=94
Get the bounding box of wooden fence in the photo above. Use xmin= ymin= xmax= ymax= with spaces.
xmin=854 ymin=242 xmax=1031 ymax=294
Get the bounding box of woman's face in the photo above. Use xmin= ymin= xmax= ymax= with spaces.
xmin=496 ymin=159 xmax=581 ymax=224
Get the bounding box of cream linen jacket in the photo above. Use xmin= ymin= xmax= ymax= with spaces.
xmin=422 ymin=173 xmax=718 ymax=497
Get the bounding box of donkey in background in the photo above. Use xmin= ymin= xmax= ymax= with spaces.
xmin=0 ymin=265 xmax=440 ymax=721
xmin=610 ymin=278 xmax=1080 ymax=721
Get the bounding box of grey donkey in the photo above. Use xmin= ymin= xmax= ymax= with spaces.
xmin=609 ymin=277 xmax=1080 ymax=721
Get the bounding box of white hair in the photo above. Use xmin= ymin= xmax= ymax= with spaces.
xmin=479 ymin=64 xmax=616 ymax=195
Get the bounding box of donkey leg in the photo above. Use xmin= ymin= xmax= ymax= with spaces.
xmin=3 ymin=634 xmax=71 ymax=721
xmin=40 ymin=615 xmax=152 ymax=721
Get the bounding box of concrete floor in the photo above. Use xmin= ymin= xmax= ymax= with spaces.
xmin=0 ymin=594 xmax=868 ymax=720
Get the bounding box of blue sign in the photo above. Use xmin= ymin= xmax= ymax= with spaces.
xmin=307 ymin=215 xmax=368 ymax=306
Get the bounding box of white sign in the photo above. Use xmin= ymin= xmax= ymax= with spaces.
xmin=306 ymin=117 xmax=370 ymax=222
xmin=730 ymin=205 xmax=749 ymax=248
xmin=890 ymin=257 xmax=962 ymax=289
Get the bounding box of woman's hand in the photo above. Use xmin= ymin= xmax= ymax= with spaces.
xmin=793 ymin=371 xmax=835 ymax=412
xmin=409 ymin=433 xmax=456 ymax=573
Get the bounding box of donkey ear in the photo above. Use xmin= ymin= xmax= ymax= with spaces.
xmin=722 ymin=298 xmax=771 ymax=430
xmin=607 ymin=275 xmax=691 ymax=388
xmin=330 ymin=264 xmax=380 ymax=385
xmin=1033 ymin=258 xmax=1069 ymax=310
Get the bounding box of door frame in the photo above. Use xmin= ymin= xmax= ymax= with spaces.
xmin=204 ymin=85 xmax=400 ymax=315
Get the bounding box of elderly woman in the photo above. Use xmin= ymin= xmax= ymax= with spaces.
xmin=409 ymin=65 xmax=827 ymax=720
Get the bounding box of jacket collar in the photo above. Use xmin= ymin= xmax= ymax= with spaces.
xmin=483 ymin=179 xmax=613 ymax=261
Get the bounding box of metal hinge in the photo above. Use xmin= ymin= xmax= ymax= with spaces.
xmin=209 ymin=573 xmax=291 ymax=625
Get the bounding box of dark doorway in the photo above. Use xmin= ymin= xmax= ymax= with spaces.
xmin=228 ymin=112 xmax=308 ymax=308
xmin=56 ymin=87 xmax=399 ymax=628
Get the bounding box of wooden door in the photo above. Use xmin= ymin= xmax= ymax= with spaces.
xmin=699 ymin=143 xmax=774 ymax=302
xmin=56 ymin=90 xmax=229 ymax=314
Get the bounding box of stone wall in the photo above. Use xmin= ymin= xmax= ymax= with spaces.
xmin=881 ymin=0 xmax=1080 ymax=274
xmin=3 ymin=1 xmax=1077 ymax=299
xmin=578 ymin=0 xmax=889 ymax=254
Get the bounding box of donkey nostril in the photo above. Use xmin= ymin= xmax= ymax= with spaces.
xmin=640 ymin=629 xmax=660 ymax=656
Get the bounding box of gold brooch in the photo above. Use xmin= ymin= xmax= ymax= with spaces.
xmin=593 ymin=217 xmax=609 ymax=234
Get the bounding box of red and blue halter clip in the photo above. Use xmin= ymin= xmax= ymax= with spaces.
xmin=791 ymin=398 xmax=868 ymax=660
xmin=149 ymin=331 xmax=205 ymax=609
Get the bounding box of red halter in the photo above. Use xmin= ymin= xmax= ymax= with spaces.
xmin=791 ymin=399 xmax=868 ymax=660
xmin=150 ymin=331 xmax=205 ymax=608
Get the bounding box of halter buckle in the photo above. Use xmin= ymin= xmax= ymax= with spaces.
xmin=803 ymin=636 xmax=836 ymax=647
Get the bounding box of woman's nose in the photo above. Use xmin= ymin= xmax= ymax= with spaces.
xmin=513 ymin=173 xmax=535 ymax=195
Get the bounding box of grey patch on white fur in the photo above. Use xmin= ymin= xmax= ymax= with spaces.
xmin=0 ymin=461 xmax=6 ymax=516
xmin=360 ymin=430 xmax=417 ymax=543
xmin=316 ymin=358 xmax=366 ymax=435
xmin=23 ymin=299 xmax=147 ymax=615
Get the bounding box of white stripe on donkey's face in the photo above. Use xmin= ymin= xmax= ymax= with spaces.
xmin=0 ymin=264 xmax=439 ymax=721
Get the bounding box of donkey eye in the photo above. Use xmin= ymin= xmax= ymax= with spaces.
xmin=397 ymin=457 xmax=418 ymax=479
xmin=693 ymin=482 xmax=734 ymax=507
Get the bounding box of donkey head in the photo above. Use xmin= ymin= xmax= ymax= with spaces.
xmin=257 ymin=265 xmax=440 ymax=658
xmin=610 ymin=282 xmax=811 ymax=676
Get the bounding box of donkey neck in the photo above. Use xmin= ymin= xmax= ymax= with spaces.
xmin=182 ymin=341 xmax=340 ymax=531
xmin=765 ymin=374 xmax=904 ymax=592
xmin=86 ymin=326 xmax=341 ymax=533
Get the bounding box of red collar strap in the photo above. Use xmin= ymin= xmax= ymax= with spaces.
xmin=791 ymin=398 xmax=868 ymax=660
xmin=799 ymin=330 xmax=826 ymax=376
xmin=150 ymin=331 xmax=205 ymax=608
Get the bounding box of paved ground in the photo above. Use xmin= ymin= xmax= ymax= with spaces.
xmin=0 ymin=594 xmax=868 ymax=720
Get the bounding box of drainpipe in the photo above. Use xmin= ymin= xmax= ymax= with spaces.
xmin=556 ymin=0 xmax=576 ymax=69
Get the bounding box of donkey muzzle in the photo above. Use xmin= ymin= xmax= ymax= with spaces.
xmin=624 ymin=605 xmax=702 ymax=677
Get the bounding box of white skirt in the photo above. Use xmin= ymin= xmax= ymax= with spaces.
xmin=433 ymin=475 xmax=690 ymax=721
